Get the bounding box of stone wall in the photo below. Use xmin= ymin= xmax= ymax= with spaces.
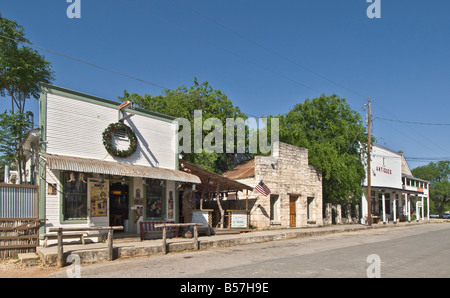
xmin=323 ymin=203 xmax=360 ymax=225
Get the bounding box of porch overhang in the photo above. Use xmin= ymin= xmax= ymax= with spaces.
xmin=365 ymin=185 xmax=424 ymax=195
xmin=41 ymin=153 xmax=201 ymax=184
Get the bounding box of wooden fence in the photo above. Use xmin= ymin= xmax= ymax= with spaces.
xmin=0 ymin=183 xmax=39 ymax=258
xmin=0 ymin=218 xmax=40 ymax=258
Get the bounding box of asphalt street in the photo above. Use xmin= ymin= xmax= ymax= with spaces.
xmin=48 ymin=222 xmax=450 ymax=278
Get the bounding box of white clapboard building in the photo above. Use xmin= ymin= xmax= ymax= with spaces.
xmin=28 ymin=85 xmax=200 ymax=244
xmin=360 ymin=144 xmax=430 ymax=224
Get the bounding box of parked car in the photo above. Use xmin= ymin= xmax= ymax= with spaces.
xmin=443 ymin=213 xmax=450 ymax=219
xmin=430 ymin=213 xmax=440 ymax=218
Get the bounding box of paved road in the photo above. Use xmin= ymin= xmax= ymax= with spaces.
xmin=49 ymin=223 xmax=450 ymax=278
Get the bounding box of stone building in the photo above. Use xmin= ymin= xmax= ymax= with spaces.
xmin=223 ymin=142 xmax=323 ymax=229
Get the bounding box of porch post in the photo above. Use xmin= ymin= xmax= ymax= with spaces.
xmin=406 ymin=194 xmax=411 ymax=222
xmin=393 ymin=199 xmax=397 ymax=224
xmin=416 ymin=200 xmax=420 ymax=222
xmin=421 ymin=197 xmax=424 ymax=220
xmin=382 ymin=191 xmax=386 ymax=224
xmin=427 ymin=196 xmax=430 ymax=220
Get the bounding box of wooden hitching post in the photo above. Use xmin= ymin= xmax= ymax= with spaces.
xmin=107 ymin=228 xmax=113 ymax=261
xmin=57 ymin=228 xmax=63 ymax=268
xmin=193 ymin=224 xmax=198 ymax=250
xmin=162 ymin=225 xmax=167 ymax=254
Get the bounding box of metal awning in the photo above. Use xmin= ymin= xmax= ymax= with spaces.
xmin=41 ymin=153 xmax=201 ymax=184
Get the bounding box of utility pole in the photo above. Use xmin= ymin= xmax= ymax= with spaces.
xmin=367 ymin=99 xmax=372 ymax=226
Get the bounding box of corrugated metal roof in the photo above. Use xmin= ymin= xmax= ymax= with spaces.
xmin=180 ymin=160 xmax=253 ymax=192
xmin=223 ymin=159 xmax=255 ymax=180
xmin=41 ymin=153 xmax=201 ymax=184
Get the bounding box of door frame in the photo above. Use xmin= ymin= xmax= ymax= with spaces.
xmin=289 ymin=195 xmax=297 ymax=227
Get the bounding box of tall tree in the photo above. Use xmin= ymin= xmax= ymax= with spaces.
xmin=0 ymin=14 xmax=54 ymax=183
xmin=0 ymin=111 xmax=31 ymax=174
xmin=273 ymin=94 xmax=367 ymax=205
xmin=0 ymin=14 xmax=54 ymax=113
xmin=412 ymin=161 xmax=450 ymax=215
xmin=119 ymin=78 xmax=248 ymax=173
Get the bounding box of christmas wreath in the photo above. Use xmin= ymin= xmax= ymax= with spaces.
xmin=102 ymin=122 xmax=137 ymax=157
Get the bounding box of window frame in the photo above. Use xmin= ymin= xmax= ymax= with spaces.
xmin=60 ymin=171 xmax=89 ymax=223
xmin=144 ymin=179 xmax=166 ymax=221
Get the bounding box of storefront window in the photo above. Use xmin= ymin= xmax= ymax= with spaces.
xmin=63 ymin=172 xmax=88 ymax=220
xmin=145 ymin=179 xmax=165 ymax=219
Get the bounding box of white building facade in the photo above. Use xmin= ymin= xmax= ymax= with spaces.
xmin=32 ymin=85 xmax=200 ymax=244
xmin=360 ymin=144 xmax=430 ymax=224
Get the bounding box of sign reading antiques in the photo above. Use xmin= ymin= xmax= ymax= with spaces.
xmin=375 ymin=166 xmax=392 ymax=175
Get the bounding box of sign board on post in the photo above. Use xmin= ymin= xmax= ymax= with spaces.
xmin=230 ymin=211 xmax=248 ymax=228
xmin=191 ymin=210 xmax=210 ymax=228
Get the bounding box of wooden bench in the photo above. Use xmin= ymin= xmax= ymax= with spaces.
xmin=43 ymin=232 xmax=85 ymax=248
xmin=372 ymin=216 xmax=381 ymax=224
xmin=140 ymin=221 xmax=178 ymax=241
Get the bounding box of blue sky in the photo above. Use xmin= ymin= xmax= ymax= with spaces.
xmin=1 ymin=0 xmax=450 ymax=169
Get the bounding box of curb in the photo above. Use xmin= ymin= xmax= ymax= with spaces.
xmin=37 ymin=221 xmax=436 ymax=266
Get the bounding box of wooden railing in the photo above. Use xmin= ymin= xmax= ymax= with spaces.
xmin=154 ymin=223 xmax=203 ymax=254
xmin=48 ymin=226 xmax=123 ymax=267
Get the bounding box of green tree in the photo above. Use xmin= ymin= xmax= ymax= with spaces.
xmin=412 ymin=161 xmax=450 ymax=215
xmin=0 ymin=14 xmax=54 ymax=113
xmin=0 ymin=111 xmax=30 ymax=177
xmin=119 ymin=78 xmax=248 ymax=173
xmin=0 ymin=14 xmax=54 ymax=183
xmin=273 ymin=94 xmax=367 ymax=205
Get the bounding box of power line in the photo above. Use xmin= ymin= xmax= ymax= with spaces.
xmin=0 ymin=33 xmax=265 ymax=120
xmin=0 ymin=33 xmax=169 ymax=90
xmin=405 ymin=157 xmax=450 ymax=161
xmin=170 ymin=0 xmax=368 ymax=102
xmin=375 ymin=116 xmax=450 ymax=126
xmin=122 ymin=1 xmax=323 ymax=95
xmin=167 ymin=0 xmax=450 ymax=157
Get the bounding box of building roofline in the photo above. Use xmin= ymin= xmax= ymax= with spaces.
xmin=372 ymin=143 xmax=402 ymax=156
xmin=40 ymin=84 xmax=176 ymax=122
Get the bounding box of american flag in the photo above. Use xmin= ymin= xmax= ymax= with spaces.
xmin=255 ymin=181 xmax=271 ymax=196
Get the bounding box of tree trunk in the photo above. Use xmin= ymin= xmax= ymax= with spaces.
xmin=216 ymin=194 xmax=225 ymax=228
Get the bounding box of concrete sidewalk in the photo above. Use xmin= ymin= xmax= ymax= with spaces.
xmin=36 ymin=220 xmax=436 ymax=266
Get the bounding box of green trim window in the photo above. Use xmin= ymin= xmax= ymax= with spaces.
xmin=145 ymin=179 xmax=165 ymax=219
xmin=63 ymin=171 xmax=88 ymax=220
